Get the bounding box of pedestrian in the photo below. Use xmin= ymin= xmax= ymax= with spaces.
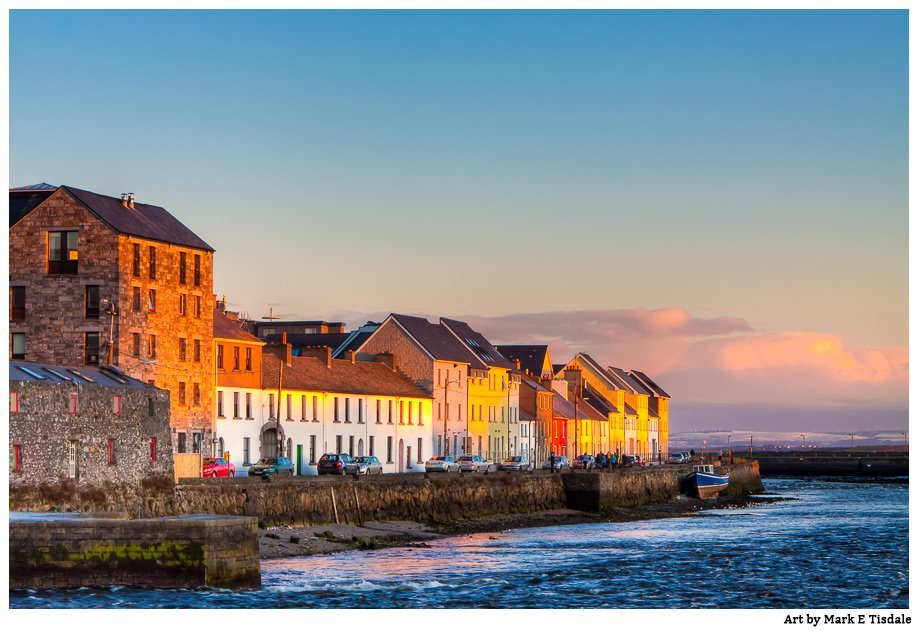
xmin=610 ymin=452 xmax=617 ymax=469
xmin=550 ymin=450 xmax=556 ymax=473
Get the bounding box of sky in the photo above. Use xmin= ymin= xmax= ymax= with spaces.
xmin=9 ymin=10 xmax=908 ymax=433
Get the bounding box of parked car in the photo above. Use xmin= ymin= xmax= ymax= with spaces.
xmin=425 ymin=455 xmax=460 ymax=473
xmin=668 ymin=452 xmax=691 ymax=464
xmin=248 ymin=457 xmax=294 ymax=478
xmin=573 ymin=454 xmax=596 ymax=470
xmin=317 ymin=453 xmax=353 ymax=475
xmin=622 ymin=454 xmax=645 ymax=467
xmin=457 ymin=455 xmax=495 ymax=472
xmin=345 ymin=455 xmax=383 ymax=475
xmin=541 ymin=455 xmax=571 ymax=470
xmin=202 ymin=457 xmax=235 ymax=478
xmin=499 ymin=456 xmax=534 ymax=471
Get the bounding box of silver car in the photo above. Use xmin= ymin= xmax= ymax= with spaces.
xmin=457 ymin=455 xmax=496 ymax=472
xmin=541 ymin=455 xmax=571 ymax=470
xmin=345 ymin=455 xmax=384 ymax=475
xmin=425 ymin=455 xmax=460 ymax=473
xmin=500 ymin=456 xmax=534 ymax=471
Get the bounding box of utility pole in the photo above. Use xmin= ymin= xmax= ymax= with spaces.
xmin=506 ymin=372 xmax=511 ymax=459
xmin=277 ymin=357 xmax=284 ymax=460
xmin=443 ymin=374 xmax=448 ymax=457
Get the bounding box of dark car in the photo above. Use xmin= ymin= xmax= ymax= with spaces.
xmin=202 ymin=457 xmax=235 ymax=478
xmin=573 ymin=455 xmax=596 ymax=470
xmin=318 ymin=453 xmax=353 ymax=475
xmin=622 ymin=454 xmax=645 ymax=467
xmin=345 ymin=455 xmax=383 ymax=475
xmin=248 ymin=457 xmax=294 ymax=478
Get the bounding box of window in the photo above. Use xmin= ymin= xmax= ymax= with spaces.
xmin=178 ymin=432 xmax=187 ymax=453
xmin=234 ymin=392 xmax=240 ymax=418
xmin=192 ymin=432 xmax=202 ymax=453
xmin=286 ymin=394 xmax=292 ymax=420
xmin=132 ymin=333 xmax=141 ymax=357
xmin=309 ymin=435 xmax=317 ymax=464
xmin=245 ymin=347 xmax=252 ymax=371
xmin=301 ymin=395 xmax=306 ymax=421
xmin=148 ymin=334 xmax=157 ymax=359
xmin=194 ymin=339 xmax=201 ymax=362
xmin=48 ymin=230 xmax=78 ymax=274
xmin=148 ymin=397 xmax=155 ymax=415
xmin=358 ymin=399 xmax=364 ymax=423
xmin=345 ymin=398 xmax=351 ymax=422
xmin=147 ymin=289 xmax=156 ymax=312
xmin=11 ymin=392 xmax=19 ymax=414
xmin=243 ymin=437 xmax=251 ymax=466
xmin=194 ymin=296 xmax=201 ymax=318
xmin=369 ymin=436 xmax=375 ymax=457
xmin=194 ymin=254 xmax=201 ymax=286
xmin=376 ymin=400 xmax=381 ymax=424
xmin=387 ymin=436 xmax=393 ymax=463
xmin=11 ymin=333 xmax=25 ymax=360
xmin=312 ymin=395 xmax=318 ymax=421
xmin=108 ymin=439 xmax=116 ymax=465
xmin=178 ymin=382 xmax=186 ymax=405
xmin=408 ymin=401 xmax=413 ymax=425
xmin=388 ymin=400 xmax=393 ymax=424
xmin=399 ymin=401 xmax=404 ymax=425
xmin=132 ymin=287 xmax=141 ymax=311
xmin=419 ymin=404 xmax=424 ymax=426
xmin=148 ymin=246 xmax=157 ymax=279
xmin=179 ymin=337 xmax=187 ymax=361
xmin=418 ymin=438 xmax=423 ymax=463
xmin=10 ymin=287 xmax=25 ymax=320
xmin=336 ymin=435 xmax=343 ymax=453
xmin=69 ymin=393 xmax=78 ymax=414
xmin=193 ymin=383 xmax=201 ymax=406
xmin=179 ymin=293 xmax=187 ymax=316
xmin=233 ymin=347 xmax=240 ymax=371
xmin=334 ymin=397 xmax=340 ymax=422
xmin=150 ymin=437 xmax=157 ymax=461
xmin=246 ymin=393 xmax=253 ymax=418
xmin=13 ymin=444 xmax=22 ymax=472
xmin=132 ymin=243 xmax=141 ymax=276
xmin=217 ymin=345 xmax=224 ymax=369
xmin=84 ymin=285 xmax=100 ymax=318
xmin=179 ymin=252 xmax=187 ymax=284
xmin=112 ymin=395 xmax=122 ymax=415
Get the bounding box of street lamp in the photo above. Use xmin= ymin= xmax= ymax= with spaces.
xmin=801 ymin=434 xmax=806 ymax=450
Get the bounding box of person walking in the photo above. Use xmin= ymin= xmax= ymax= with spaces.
xmin=550 ymin=450 xmax=556 ymax=473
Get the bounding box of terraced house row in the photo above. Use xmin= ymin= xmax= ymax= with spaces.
xmin=9 ymin=183 xmax=669 ymax=479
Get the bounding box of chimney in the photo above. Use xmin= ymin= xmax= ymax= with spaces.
xmin=326 ymin=347 xmax=332 ymax=368
xmin=121 ymin=193 xmax=129 ymax=207
xmin=513 ymin=359 xmax=521 ymax=371
xmin=127 ymin=193 xmax=135 ymax=209
xmin=348 ymin=350 xmax=356 ymax=364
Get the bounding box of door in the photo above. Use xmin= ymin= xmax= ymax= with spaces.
xmin=398 ymin=439 xmax=404 ymax=473
xmin=68 ymin=440 xmax=78 ymax=479
xmin=296 ymin=444 xmax=303 ymax=476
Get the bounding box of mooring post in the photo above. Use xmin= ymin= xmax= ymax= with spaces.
xmin=330 ymin=487 xmax=340 ymax=525
xmin=353 ymin=485 xmax=364 ymax=526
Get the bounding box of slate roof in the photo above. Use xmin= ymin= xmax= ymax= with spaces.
xmin=441 ymin=317 xmax=514 ymax=369
xmin=263 ymin=332 xmax=350 ymax=349
xmin=648 ymin=401 xmax=660 ymax=418
xmin=552 ymin=364 xmax=567 ymax=376
xmin=332 ymin=329 xmax=375 ymax=359
xmin=607 ymin=366 xmax=653 ymax=395
xmin=495 ymin=345 xmax=550 ymax=376
xmin=519 ymin=372 xmax=550 ymax=392
xmin=629 ymin=370 xmax=671 ymax=398
xmin=387 ymin=314 xmax=486 ymax=368
xmin=10 ymin=360 xmax=157 ymax=389
xmin=624 ymin=402 xmax=638 ymax=416
xmin=9 ymin=187 xmax=56 ymax=227
xmin=261 ymin=352 xmax=430 ymax=399
xmin=214 ymin=309 xmax=264 ymax=343
xmin=582 ymin=383 xmax=619 ymax=415
xmin=552 ymin=390 xmax=577 ymax=419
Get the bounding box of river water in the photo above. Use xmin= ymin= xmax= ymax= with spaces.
xmin=11 ymin=478 xmax=908 ymax=609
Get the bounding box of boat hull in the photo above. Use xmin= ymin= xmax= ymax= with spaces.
xmin=685 ymin=471 xmax=730 ymax=499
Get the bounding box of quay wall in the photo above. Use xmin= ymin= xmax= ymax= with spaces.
xmin=9 ymin=513 xmax=260 ymax=589
xmin=752 ymin=454 xmax=907 ymax=477
xmin=10 ymin=463 xmax=763 ymax=526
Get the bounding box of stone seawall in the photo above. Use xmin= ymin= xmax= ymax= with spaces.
xmin=9 ymin=513 xmax=260 ymax=589
xmin=9 ymin=463 xmax=763 ymax=527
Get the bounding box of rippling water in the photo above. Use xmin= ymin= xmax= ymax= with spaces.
xmin=11 ymin=478 xmax=908 ymax=608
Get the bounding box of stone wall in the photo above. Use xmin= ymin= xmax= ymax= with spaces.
xmin=9 ymin=379 xmax=173 ymax=486
xmin=10 ymin=513 xmax=259 ymax=589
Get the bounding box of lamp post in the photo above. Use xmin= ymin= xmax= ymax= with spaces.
xmin=749 ymin=434 xmax=753 ymax=457
xmin=800 ymin=434 xmax=806 ymax=450
xmin=850 ymin=433 xmax=855 ymax=448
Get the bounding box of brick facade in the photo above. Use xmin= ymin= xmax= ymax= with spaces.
xmin=9 ymin=187 xmax=216 ymax=452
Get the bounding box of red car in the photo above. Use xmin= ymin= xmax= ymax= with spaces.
xmin=202 ymin=458 xmax=236 ymax=478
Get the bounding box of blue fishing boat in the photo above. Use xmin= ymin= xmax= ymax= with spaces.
xmin=685 ymin=464 xmax=730 ymax=499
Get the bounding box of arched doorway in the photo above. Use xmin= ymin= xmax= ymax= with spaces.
xmin=259 ymin=422 xmax=286 ymax=460
xmin=358 ymin=439 xmax=364 ymax=457
xmin=398 ymin=439 xmax=404 ymax=473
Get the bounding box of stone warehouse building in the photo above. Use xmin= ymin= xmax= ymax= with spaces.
xmin=9 ymin=184 xmax=216 ymax=453
xmin=9 ymin=361 xmax=173 ymax=485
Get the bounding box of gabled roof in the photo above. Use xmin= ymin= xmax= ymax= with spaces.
xmin=214 ymin=309 xmax=264 ymax=344
xmin=629 ymin=370 xmax=671 ymax=398
xmin=10 ymin=360 xmax=157 ymax=389
xmin=518 ymin=372 xmax=550 ymax=393
xmin=262 ymin=352 xmax=430 ymax=399
xmin=552 ymin=364 xmax=567 ymax=376
xmin=332 ymin=322 xmax=380 ymax=359
xmin=552 ymin=390 xmax=577 ymax=419
xmin=582 ymin=382 xmax=619 ymax=416
xmin=607 ymin=366 xmax=653 ymax=395
xmin=263 ymin=332 xmax=350 ymax=350
xmin=648 ymin=401 xmax=660 ymax=418
xmin=11 ymin=182 xmax=57 ymax=191
xmin=624 ymin=402 xmax=638 ymax=416
xmin=383 ymin=314 xmax=485 ymax=368
xmin=9 ymin=186 xmax=56 ymax=226
xmin=575 ymin=397 xmax=605 ymax=421
xmin=551 ymin=389 xmax=603 ymax=420
xmin=441 ymin=317 xmax=514 ymax=369
xmin=495 ymin=345 xmax=551 ymax=376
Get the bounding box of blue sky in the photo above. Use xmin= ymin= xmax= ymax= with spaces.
xmin=9 ymin=10 xmax=908 ymax=431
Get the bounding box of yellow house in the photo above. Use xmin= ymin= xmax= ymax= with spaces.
xmin=629 ymin=370 xmax=671 ymax=460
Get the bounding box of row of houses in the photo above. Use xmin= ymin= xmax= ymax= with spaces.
xmin=9 ymin=183 xmax=669 ymax=481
